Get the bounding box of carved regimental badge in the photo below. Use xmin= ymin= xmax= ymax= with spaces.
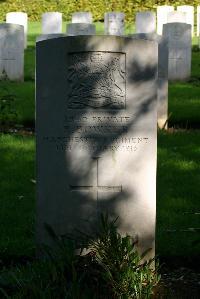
xmin=67 ymin=52 xmax=126 ymax=109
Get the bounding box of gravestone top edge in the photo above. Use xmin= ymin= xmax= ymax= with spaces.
xmin=104 ymin=12 xmax=125 ymax=15
xmin=67 ymin=23 xmax=95 ymax=26
xmin=72 ymin=11 xmax=92 ymax=14
xmin=42 ymin=12 xmax=62 ymax=15
xmin=136 ymin=11 xmax=155 ymax=15
xmin=163 ymin=22 xmax=191 ymax=28
xmin=177 ymin=5 xmax=194 ymax=8
xmin=157 ymin=5 xmax=174 ymax=8
xmin=6 ymin=12 xmax=27 ymax=15
xmin=127 ymin=33 xmax=163 ymax=42
xmin=36 ymin=35 xmax=158 ymax=47
xmin=36 ymin=34 xmax=66 ymax=42
xmin=0 ymin=23 xmax=24 ymax=30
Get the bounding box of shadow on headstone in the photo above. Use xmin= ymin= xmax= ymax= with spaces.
xmin=36 ymin=36 xmax=158 ymax=261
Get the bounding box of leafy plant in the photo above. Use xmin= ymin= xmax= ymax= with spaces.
xmin=0 ymin=215 xmax=160 ymax=298
xmin=78 ymin=214 xmax=160 ymax=299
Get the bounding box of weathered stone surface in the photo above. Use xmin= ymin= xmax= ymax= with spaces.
xmin=157 ymin=5 xmax=174 ymax=35
xmin=129 ymin=33 xmax=168 ymax=129
xmin=136 ymin=12 xmax=156 ymax=34
xmin=163 ymin=23 xmax=191 ymax=81
xmin=104 ymin=12 xmax=124 ymax=35
xmin=167 ymin=11 xmax=187 ymax=23
xmin=72 ymin=12 xmax=92 ymax=24
xmin=36 ymin=36 xmax=158 ymax=260
xmin=0 ymin=23 xmax=24 ymax=81
xmin=177 ymin=5 xmax=194 ymax=36
xmin=42 ymin=12 xmax=62 ymax=34
xmin=67 ymin=23 xmax=96 ymax=36
xmin=6 ymin=12 xmax=28 ymax=48
xmin=36 ymin=34 xmax=65 ymax=42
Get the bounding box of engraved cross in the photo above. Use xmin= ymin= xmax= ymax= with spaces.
xmin=0 ymin=58 xmax=15 ymax=62
xmin=170 ymin=52 xmax=183 ymax=75
xmin=69 ymin=157 xmax=122 ymax=202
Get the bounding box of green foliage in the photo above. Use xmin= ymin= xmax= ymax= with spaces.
xmin=79 ymin=214 xmax=160 ymax=299
xmin=0 ymin=0 xmax=199 ymax=22
xmin=0 ymin=215 xmax=160 ymax=298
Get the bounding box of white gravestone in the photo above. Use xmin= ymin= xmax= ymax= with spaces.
xmin=129 ymin=33 xmax=168 ymax=129
xmin=42 ymin=12 xmax=62 ymax=34
xmin=72 ymin=12 xmax=92 ymax=24
xmin=157 ymin=5 xmax=174 ymax=35
xmin=36 ymin=36 xmax=158 ymax=260
xmin=177 ymin=6 xmax=194 ymax=36
xmin=136 ymin=12 xmax=156 ymax=34
xmin=36 ymin=34 xmax=65 ymax=42
xmin=0 ymin=24 xmax=24 ymax=81
xmin=104 ymin=12 xmax=125 ymax=35
xmin=197 ymin=6 xmax=200 ymax=36
xmin=67 ymin=23 xmax=96 ymax=36
xmin=6 ymin=12 xmax=28 ymax=48
xmin=163 ymin=23 xmax=191 ymax=81
xmin=167 ymin=11 xmax=187 ymax=23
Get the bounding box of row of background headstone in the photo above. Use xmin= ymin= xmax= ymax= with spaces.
xmin=0 ymin=6 xmax=193 ymax=125
xmin=0 ymin=22 xmax=192 ymax=134
xmin=0 ymin=17 xmax=192 ymax=82
xmin=3 ymin=6 xmax=200 ymax=39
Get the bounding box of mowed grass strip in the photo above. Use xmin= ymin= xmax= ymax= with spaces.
xmin=157 ymin=130 xmax=200 ymax=257
xmin=0 ymin=131 xmax=200 ymax=260
xmin=0 ymin=134 xmax=35 ymax=259
xmin=169 ymin=51 xmax=200 ymax=128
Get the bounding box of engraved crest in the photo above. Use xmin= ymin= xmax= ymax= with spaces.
xmin=67 ymin=52 xmax=126 ymax=109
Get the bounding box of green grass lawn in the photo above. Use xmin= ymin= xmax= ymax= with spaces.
xmin=0 ymin=134 xmax=35 ymax=260
xmin=0 ymin=131 xmax=200 ymax=262
xmin=0 ymin=22 xmax=200 ymax=129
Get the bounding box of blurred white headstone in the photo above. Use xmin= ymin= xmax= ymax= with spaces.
xmin=67 ymin=23 xmax=96 ymax=36
xmin=104 ymin=12 xmax=125 ymax=35
xmin=167 ymin=11 xmax=187 ymax=23
xmin=42 ymin=12 xmax=62 ymax=34
xmin=6 ymin=12 xmax=28 ymax=48
xmin=72 ymin=12 xmax=92 ymax=24
xmin=177 ymin=6 xmax=194 ymax=36
xmin=0 ymin=24 xmax=24 ymax=81
xmin=163 ymin=23 xmax=191 ymax=81
xmin=136 ymin=12 xmax=156 ymax=34
xmin=157 ymin=5 xmax=174 ymax=35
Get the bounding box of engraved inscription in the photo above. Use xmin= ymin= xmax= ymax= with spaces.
xmin=169 ymin=49 xmax=185 ymax=74
xmin=70 ymin=157 xmax=122 ymax=201
xmin=67 ymin=52 xmax=126 ymax=109
xmin=43 ymin=136 xmax=149 ymax=152
xmin=170 ymin=25 xmax=182 ymax=41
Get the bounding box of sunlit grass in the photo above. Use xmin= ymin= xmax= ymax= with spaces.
xmin=157 ymin=130 xmax=200 ymax=257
